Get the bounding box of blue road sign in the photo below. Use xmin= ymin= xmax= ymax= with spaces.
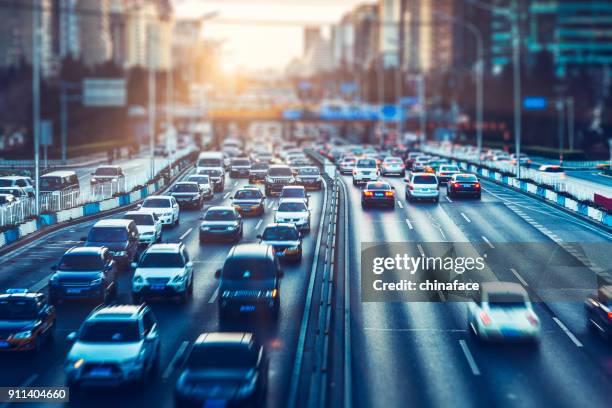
xmin=523 ymin=96 xmax=548 ymax=110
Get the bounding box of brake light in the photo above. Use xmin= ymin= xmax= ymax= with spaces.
xmin=480 ymin=311 xmax=491 ymax=326
xmin=474 ymin=183 xmax=480 ymax=188
xmin=384 ymin=191 xmax=394 ymax=197
xmin=452 ymin=182 xmax=460 ymax=188
xmin=608 ymin=311 xmax=612 ymax=320
xmin=364 ymin=191 xmax=374 ymax=197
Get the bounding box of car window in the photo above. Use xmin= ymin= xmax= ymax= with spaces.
xmin=262 ymin=226 xmax=299 ymax=241
xmin=298 ymin=167 xmax=319 ymax=175
xmin=278 ymin=202 xmax=307 ymax=212
xmin=0 ymin=179 xmax=12 ymax=187
xmin=188 ymin=176 xmax=210 ymax=184
xmin=172 ymin=184 xmax=199 ymax=193
xmin=87 ymin=227 xmax=128 ymax=243
xmin=455 ymin=175 xmax=478 ymax=182
xmin=123 ymin=214 xmax=154 ymax=226
xmin=142 ymin=198 xmax=171 ymax=208
xmin=487 ymin=293 xmax=527 ymax=308
xmin=223 ymin=258 xmax=275 ymax=280
xmin=94 ymin=167 xmax=119 ymax=176
xmin=204 ymin=209 xmax=237 ymax=221
xmin=187 ymin=344 xmax=257 ymax=369
xmin=0 ymin=298 xmax=38 ymax=320
xmin=142 ymin=311 xmax=155 ymax=335
xmin=16 ymin=179 xmax=27 ymax=187
xmin=235 ymin=190 xmax=262 ymax=199
xmin=140 ymin=252 xmax=185 ymax=268
xmin=231 ymin=159 xmax=250 ymax=166
xmin=59 ymin=254 xmax=104 ymax=271
xmin=281 ymin=189 xmax=304 ymax=198
xmin=357 ymin=159 xmax=376 ymax=168
xmin=412 ymin=175 xmax=437 ymax=184
xmin=80 ymin=321 xmax=140 ymax=343
xmin=268 ymin=167 xmax=293 ymax=177
xmin=366 ymin=183 xmax=391 ymax=190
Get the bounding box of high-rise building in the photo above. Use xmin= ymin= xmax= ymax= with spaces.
xmin=77 ymin=0 xmax=112 ymax=67
xmin=303 ymin=26 xmax=321 ymax=57
xmin=331 ymin=13 xmax=355 ymax=70
xmin=352 ymin=3 xmax=379 ymax=70
xmin=378 ymin=0 xmax=401 ymax=68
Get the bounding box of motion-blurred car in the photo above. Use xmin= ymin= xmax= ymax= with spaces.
xmin=411 ymin=156 xmax=431 ymax=172
xmin=468 ymin=282 xmax=540 ymax=343
xmin=229 ymin=157 xmax=252 ymax=178
xmin=169 ymin=182 xmax=204 ymax=209
xmin=538 ymin=165 xmax=565 ymax=179
xmin=0 ymin=186 xmax=28 ymax=201
xmin=265 ymin=165 xmax=295 ymax=196
xmin=173 ymin=332 xmax=268 ymax=407
xmin=279 ymin=185 xmax=309 ymax=206
xmin=510 ymin=153 xmax=531 ymax=165
xmin=380 ymin=157 xmax=406 ymax=177
xmin=185 ymin=175 xmax=214 ymax=199
xmin=258 ymin=223 xmax=302 ymax=262
xmin=338 ymin=157 xmax=357 ymax=175
xmin=352 ymin=158 xmax=379 ymax=186
xmin=295 ymin=166 xmax=322 ymax=190
xmin=65 ymin=304 xmax=160 ymax=389
xmin=197 ymin=168 xmax=225 ymax=192
xmin=405 ymin=173 xmax=439 ymax=203
xmin=361 ymin=181 xmax=395 ymax=208
xmin=231 ymin=186 xmax=265 ymax=216
xmin=83 ymin=219 xmax=140 ymax=268
xmin=0 ymin=193 xmax=16 ymax=206
xmin=139 ymin=195 xmax=180 ymax=226
xmin=249 ymin=162 xmax=270 ymax=184
xmin=585 ymin=285 xmax=612 ymax=341
xmin=436 ymin=164 xmax=461 ymax=183
xmin=0 ymin=288 xmax=55 ymax=352
xmin=0 ymin=176 xmax=34 ymax=196
xmin=123 ymin=211 xmax=163 ymax=245
xmin=90 ymin=166 xmax=125 ymax=186
xmin=199 ymin=206 xmax=243 ymax=243
xmin=447 ymin=174 xmax=481 ymax=199
xmin=274 ymin=199 xmax=310 ymax=232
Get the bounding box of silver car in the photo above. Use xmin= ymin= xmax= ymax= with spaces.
xmin=405 ymin=173 xmax=439 ymax=202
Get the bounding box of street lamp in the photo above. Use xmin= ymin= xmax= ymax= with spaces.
xmin=32 ymin=0 xmax=41 ymax=215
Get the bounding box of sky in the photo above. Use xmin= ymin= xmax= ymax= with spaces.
xmin=173 ymin=0 xmax=373 ymax=72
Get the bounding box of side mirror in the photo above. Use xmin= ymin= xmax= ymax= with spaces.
xmin=50 ymin=265 xmax=57 ymax=271
xmin=256 ymin=234 xmax=262 ymax=239
xmin=145 ymin=331 xmax=157 ymax=342
xmin=66 ymin=332 xmax=77 ymax=343
xmin=136 ymin=204 xmax=142 ymax=209
xmin=130 ymin=261 xmax=138 ymax=270
xmin=214 ymin=269 xmax=221 ymax=279
xmin=186 ymin=261 xmax=193 ymax=268
xmin=391 ymin=186 xmax=396 ymax=190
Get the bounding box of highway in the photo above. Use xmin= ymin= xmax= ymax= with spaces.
xmin=341 ymin=172 xmax=612 ymax=408
xmin=0 ymin=167 xmax=328 ymax=408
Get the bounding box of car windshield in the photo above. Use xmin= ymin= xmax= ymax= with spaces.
xmin=0 ymin=188 xmax=19 ymax=196
xmin=188 ymin=176 xmax=210 ymax=184
xmin=278 ymin=202 xmax=307 ymax=212
xmin=142 ymin=198 xmax=171 ymax=208
xmin=263 ymin=226 xmax=299 ymax=241
xmin=232 ymin=159 xmax=250 ymax=166
xmin=235 ymin=190 xmax=262 ymax=199
xmin=94 ymin=167 xmax=118 ymax=176
xmin=385 ymin=158 xmax=402 ymax=164
xmin=123 ymin=214 xmax=153 ymax=226
xmin=455 ymin=175 xmax=478 ymax=182
xmin=223 ymin=259 xmax=274 ymax=280
xmin=172 ymin=184 xmax=199 ymax=193
xmin=79 ymin=321 xmax=140 ymax=343
xmin=139 ymin=253 xmax=184 ymax=268
xmin=187 ymin=345 xmax=257 ymax=369
xmin=59 ymin=255 xmax=104 ymax=271
xmin=199 ymin=169 xmax=221 ymax=177
xmin=204 ymin=209 xmax=236 ymax=221
xmin=487 ymin=293 xmax=527 ymax=308
xmin=39 ymin=177 xmax=62 ymax=189
xmin=413 ymin=176 xmax=437 ymax=184
xmin=281 ymin=189 xmax=304 ymax=198
xmin=357 ymin=159 xmax=376 ymax=168
xmin=440 ymin=166 xmax=459 ymax=172
xmin=198 ymin=158 xmax=222 ymax=167
xmin=298 ymin=168 xmax=319 ymax=175
xmin=268 ymin=167 xmax=293 ymax=177
xmin=252 ymin=163 xmax=269 ymax=170
xmin=87 ymin=227 xmax=128 ymax=243
xmin=0 ymin=299 xmax=38 ymax=320
xmin=0 ymin=179 xmax=13 ymax=187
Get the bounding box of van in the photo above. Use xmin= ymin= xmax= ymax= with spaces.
xmin=40 ymin=171 xmax=80 ymax=195
xmin=196 ymin=152 xmax=225 ymax=174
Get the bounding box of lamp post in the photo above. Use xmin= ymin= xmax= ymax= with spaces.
xmin=147 ymin=20 xmax=157 ymax=179
xmin=32 ymin=0 xmax=41 ymax=215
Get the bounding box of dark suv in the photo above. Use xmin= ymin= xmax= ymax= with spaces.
xmin=265 ymin=165 xmax=295 ymax=196
xmin=215 ymin=244 xmax=283 ymax=321
xmin=49 ymin=247 xmax=117 ymax=304
xmin=83 ymin=219 xmax=139 ymax=269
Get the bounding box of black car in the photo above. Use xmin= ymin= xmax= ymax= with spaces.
xmin=229 ymin=158 xmax=252 ymax=178
xmin=586 ymin=285 xmax=612 ymax=341
xmin=197 ymin=169 xmax=225 ymax=192
xmin=265 ymin=165 xmax=295 ymax=196
xmin=248 ymin=162 xmax=269 ymax=184
xmin=361 ymin=181 xmax=396 ymax=208
xmin=174 ymin=332 xmax=268 ymax=407
xmin=170 ymin=182 xmax=204 ymax=209
xmin=0 ymin=289 xmax=56 ymax=352
xmin=199 ymin=206 xmax=243 ymax=243
xmin=83 ymin=219 xmax=139 ymax=269
xmin=49 ymin=247 xmax=118 ymax=304
xmin=295 ymin=166 xmax=322 ymax=190
xmin=447 ymin=174 xmax=481 ymax=199
xmin=215 ymin=244 xmax=283 ymax=320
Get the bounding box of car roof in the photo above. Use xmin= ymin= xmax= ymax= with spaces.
xmin=365 ymin=181 xmax=391 ymax=189
xmin=92 ymin=219 xmax=133 ymax=228
xmin=145 ymin=195 xmax=171 ymax=200
xmin=411 ymin=172 xmax=436 ymax=177
xmin=89 ymin=304 xmax=145 ymax=320
xmin=95 ymin=165 xmax=120 ymax=170
xmin=0 ymin=290 xmax=42 ymax=302
xmin=206 ymin=205 xmax=234 ymax=212
xmin=278 ymin=198 xmax=307 ymax=204
xmin=269 ymin=164 xmax=291 ymax=169
xmin=282 ymin=185 xmax=305 ymax=190
xmin=263 ymin=222 xmax=298 ymax=230
xmin=124 ymin=210 xmax=155 ymax=217
xmin=145 ymin=243 xmax=183 ymax=253
xmin=0 ymin=175 xmax=30 ymax=180
xmin=64 ymin=246 xmax=106 ymax=256
xmin=227 ymin=243 xmax=272 ymax=259
xmin=175 ymin=181 xmax=199 ymax=186
xmin=194 ymin=332 xmax=254 ymax=347
xmin=41 ymin=171 xmax=76 ymax=177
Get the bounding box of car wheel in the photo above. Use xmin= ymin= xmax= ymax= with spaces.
xmin=174 ymin=217 xmax=179 ymax=226
xmin=188 ymin=278 xmax=194 ymax=296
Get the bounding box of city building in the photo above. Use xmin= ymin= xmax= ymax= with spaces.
xmin=77 ymin=0 xmax=112 ymax=67
xmin=331 ymin=13 xmax=355 ymax=70
xmin=303 ymin=26 xmax=322 ymax=57
xmin=173 ymin=19 xmax=203 ymax=82
xmin=378 ymin=0 xmax=400 ymax=68
xmin=352 ymin=3 xmax=379 ymax=71
xmin=52 ymin=0 xmax=80 ymax=61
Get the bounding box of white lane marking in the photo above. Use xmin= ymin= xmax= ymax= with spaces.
xmin=459 ymin=339 xmax=481 ymax=376
xmin=179 ymin=227 xmax=193 ymax=241
xmin=223 ymin=192 xmax=230 ymax=199
xmin=444 ymin=195 xmax=453 ymax=203
xmin=460 ymin=212 xmax=471 ymax=223
xmin=208 ymin=286 xmax=220 ymax=304
xmin=233 ymin=180 xmax=238 ymax=186
xmin=364 ymin=327 xmax=467 ymax=332
xmin=397 ymin=200 xmax=403 ymax=209
xmin=510 ymin=268 xmax=529 ymax=286
xmin=405 ymin=218 xmax=414 ymax=230
xmin=255 ymin=219 xmax=263 ymax=230
xmin=31 ymin=275 xmax=51 ymax=292
xmin=482 ymin=235 xmax=495 ymax=249
xmin=553 ymin=317 xmax=583 ymax=347
xmin=416 ymin=244 xmax=425 ymax=257
xmin=267 ymin=200 xmax=274 ymax=209
xmin=162 ymin=341 xmax=190 ymax=380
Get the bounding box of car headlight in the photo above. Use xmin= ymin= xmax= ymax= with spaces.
xmin=90 ymin=277 xmax=103 ymax=286
xmin=201 ymin=226 xmax=211 ymax=231
xmin=114 ymin=251 xmax=127 ymax=257
xmin=91 ymin=178 xmax=97 ymax=182
xmin=164 ymin=212 xmax=173 ymax=217
xmin=12 ymin=330 xmax=33 ymax=340
xmin=171 ymin=275 xmax=186 ymax=283
xmin=133 ymin=275 xmax=144 ymax=284
xmin=191 ymin=195 xmax=199 ymax=201
xmin=112 ymin=178 xmax=118 ymax=182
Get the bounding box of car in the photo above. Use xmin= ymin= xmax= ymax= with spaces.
xmin=274 ymin=198 xmax=310 ymax=232
xmin=185 ymin=175 xmax=214 ymax=199
xmin=0 ymin=186 xmax=28 ymax=201
xmin=411 ymin=156 xmax=431 ymax=172
xmin=468 ymin=282 xmax=540 ymax=343
xmin=405 ymin=152 xmax=421 ymax=169
xmin=338 ymin=157 xmax=356 ymax=175
xmin=405 ymin=173 xmax=439 ymax=203
xmin=249 ymin=162 xmax=270 ymax=184
xmin=65 ymin=304 xmax=161 ymax=389
xmin=0 ymin=193 xmax=16 ymax=206
xmin=229 ymin=157 xmax=252 ymax=178
xmin=0 ymin=176 xmax=34 ymax=196
xmin=0 ymin=289 xmax=56 ymax=352
xmin=436 ymin=164 xmax=461 ymax=183
xmin=131 ymin=243 xmax=194 ymax=303
xmin=265 ymin=165 xmax=295 ymax=196
xmin=197 ymin=168 xmax=225 ymax=192
xmin=169 ymin=182 xmax=204 ymax=209
xmin=361 ymin=181 xmax=396 ymax=208
xmin=424 ymin=159 xmax=449 ymax=174
xmin=538 ymin=165 xmax=565 ymax=179
xmin=380 ymin=157 xmax=406 ymax=177
xmin=510 ymin=153 xmax=531 ymax=165
xmin=447 ymin=174 xmax=481 ymax=199
xmin=296 ymin=166 xmax=322 ymax=190
xmin=49 ymin=247 xmax=118 ymax=304
xmin=279 ymin=185 xmax=309 ymax=206
xmin=90 ymin=166 xmax=125 ymax=186
xmin=139 ymin=195 xmax=180 ymax=226
xmin=352 ymin=158 xmax=379 ymax=186
xmin=122 ymin=211 xmax=163 ymax=245
xmin=173 ymin=332 xmax=268 ymax=407
xmin=196 ymin=152 xmax=225 ymax=175
xmin=585 ymin=285 xmax=612 ymax=341
xmin=257 ymin=223 xmax=302 ymax=262
xmin=231 ymin=187 xmax=265 ymax=217
xmin=83 ymin=219 xmax=140 ymax=268
xmin=215 ymin=244 xmax=283 ymax=321
xmin=199 ymin=206 xmax=243 ymax=243
xmin=39 ymin=171 xmax=80 ymax=196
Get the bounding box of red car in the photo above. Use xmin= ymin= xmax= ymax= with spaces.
xmin=447 ymin=174 xmax=481 ymax=199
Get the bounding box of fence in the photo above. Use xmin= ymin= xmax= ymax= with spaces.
xmin=0 ymin=198 xmax=36 ymax=227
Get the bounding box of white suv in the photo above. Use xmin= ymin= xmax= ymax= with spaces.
xmin=131 ymin=243 xmax=194 ymax=303
xmin=64 ymin=304 xmax=160 ymax=389
xmin=274 ymin=198 xmax=311 ymax=232
xmin=139 ymin=195 xmax=180 ymax=226
xmin=406 ymin=173 xmax=439 ymax=203
xmin=352 ymin=158 xmax=379 ymax=186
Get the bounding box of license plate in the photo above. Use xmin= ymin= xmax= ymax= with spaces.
xmin=0 ymin=341 xmax=9 ymax=348
xmin=151 ymin=285 xmax=165 ymax=291
xmin=90 ymin=367 xmax=112 ymax=377
xmin=501 ymin=329 xmax=520 ymax=337
xmin=462 ymin=184 xmax=472 ymax=188
xmin=363 ymin=172 xmax=370 ymax=175
xmin=276 ymin=251 xmax=284 ymax=256
xmin=240 ymin=305 xmax=256 ymax=312
xmin=67 ymin=288 xmax=82 ymax=294
xmin=421 ymin=189 xmax=430 ymax=192
xmin=375 ymin=193 xmax=383 ymax=197
xmin=204 ymin=399 xmax=227 ymax=408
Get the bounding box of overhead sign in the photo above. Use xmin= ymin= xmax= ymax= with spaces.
xmin=523 ymin=96 xmax=548 ymax=110
xmin=82 ymin=78 xmax=126 ymax=107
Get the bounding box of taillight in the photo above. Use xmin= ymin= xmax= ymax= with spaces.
xmin=364 ymin=191 xmax=373 ymax=197
xmin=474 ymin=183 xmax=480 ymax=188
xmin=384 ymin=191 xmax=394 ymax=197
xmin=480 ymin=311 xmax=491 ymax=326
xmin=608 ymin=311 xmax=612 ymax=320
xmin=452 ymin=182 xmax=460 ymax=188
xmin=408 ymin=184 xmax=414 ymax=190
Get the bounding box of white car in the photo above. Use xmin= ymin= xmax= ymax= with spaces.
xmin=405 ymin=173 xmax=439 ymax=202
xmin=380 ymin=157 xmax=406 ymax=177
xmin=274 ymin=198 xmax=311 ymax=232
xmin=468 ymin=282 xmax=540 ymax=343
xmin=139 ymin=195 xmax=179 ymax=226
xmin=279 ymin=185 xmax=309 ymax=206
xmin=338 ymin=157 xmax=356 ymax=175
xmin=122 ymin=211 xmax=162 ymax=245
xmin=64 ymin=304 xmax=160 ymax=388
xmin=186 ymin=174 xmax=214 ymax=199
xmin=436 ymin=165 xmax=461 ymax=183
xmin=352 ymin=158 xmax=379 ymax=186
xmin=131 ymin=243 xmax=194 ymax=303
xmin=0 ymin=176 xmax=34 ymax=196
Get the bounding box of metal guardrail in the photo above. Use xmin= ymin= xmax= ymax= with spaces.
xmin=0 ymin=199 xmax=36 ymax=227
